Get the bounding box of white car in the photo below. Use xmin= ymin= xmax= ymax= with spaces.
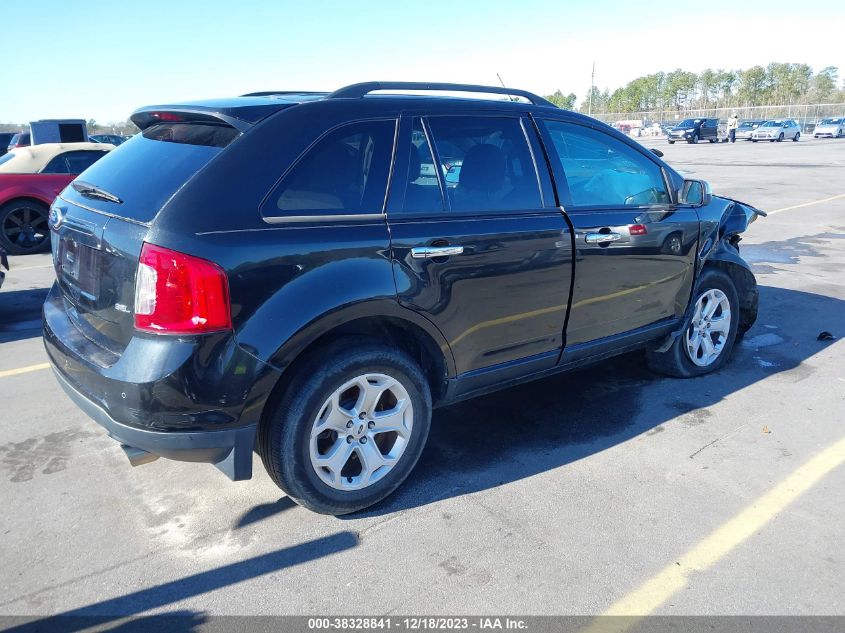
xmin=813 ymin=117 xmax=844 ymax=138
xmin=735 ymin=120 xmax=766 ymax=141
xmin=751 ymin=119 xmax=801 ymax=142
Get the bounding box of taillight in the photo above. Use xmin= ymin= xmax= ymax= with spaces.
xmin=629 ymin=224 xmax=648 ymax=236
xmin=134 ymin=243 xmax=231 ymax=334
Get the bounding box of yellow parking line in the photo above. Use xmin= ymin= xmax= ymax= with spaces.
xmin=767 ymin=193 xmax=845 ymax=215
xmin=0 ymin=363 xmax=51 ymax=379
xmin=9 ymin=264 xmax=54 ymax=271
xmin=582 ymin=435 xmax=845 ymax=631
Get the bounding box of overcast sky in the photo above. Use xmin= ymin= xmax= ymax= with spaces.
xmin=2 ymin=0 xmax=843 ymax=123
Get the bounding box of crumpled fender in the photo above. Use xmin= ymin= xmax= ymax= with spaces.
xmin=653 ymin=195 xmax=764 ymax=352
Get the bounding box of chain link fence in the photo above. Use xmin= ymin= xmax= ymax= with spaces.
xmin=587 ymin=103 xmax=845 ymax=135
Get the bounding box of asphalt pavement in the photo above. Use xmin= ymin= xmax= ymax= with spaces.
xmin=1 ymin=135 xmax=843 ymax=621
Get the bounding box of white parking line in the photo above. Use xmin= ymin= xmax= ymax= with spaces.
xmin=767 ymin=193 xmax=845 ymax=215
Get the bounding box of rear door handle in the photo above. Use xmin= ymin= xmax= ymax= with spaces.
xmin=411 ymin=245 xmax=465 ymax=259
xmin=585 ymin=232 xmax=621 ymax=245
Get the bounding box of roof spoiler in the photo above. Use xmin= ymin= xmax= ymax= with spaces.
xmin=130 ymin=108 xmax=251 ymax=132
xmin=326 ymin=82 xmax=557 ymax=108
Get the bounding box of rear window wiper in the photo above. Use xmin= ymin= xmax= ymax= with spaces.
xmin=72 ymin=181 xmax=123 ymax=204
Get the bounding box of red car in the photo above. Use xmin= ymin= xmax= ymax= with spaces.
xmin=0 ymin=142 xmax=113 ymax=254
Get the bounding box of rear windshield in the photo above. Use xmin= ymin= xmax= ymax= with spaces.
xmin=60 ymin=122 xmax=238 ymax=223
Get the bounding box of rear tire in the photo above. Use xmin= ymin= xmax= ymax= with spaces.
xmin=258 ymin=341 xmax=432 ymax=515
xmin=0 ymin=200 xmax=51 ymax=255
xmin=646 ymin=269 xmax=740 ymax=378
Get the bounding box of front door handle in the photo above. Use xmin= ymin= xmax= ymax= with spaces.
xmin=585 ymin=232 xmax=621 ymax=245
xmin=411 ymin=245 xmax=465 ymax=259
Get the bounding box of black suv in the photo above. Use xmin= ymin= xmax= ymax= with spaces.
xmin=44 ymin=82 xmax=763 ymax=514
xmin=667 ymin=118 xmax=720 ymax=144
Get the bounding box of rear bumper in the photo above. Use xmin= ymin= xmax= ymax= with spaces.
xmin=43 ymin=282 xmax=282 ymax=480
xmin=53 ymin=367 xmax=256 ymax=479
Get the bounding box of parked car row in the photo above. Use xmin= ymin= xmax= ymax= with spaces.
xmin=1 ymin=130 xmax=129 ymax=156
xmin=662 ymin=116 xmax=844 ymax=145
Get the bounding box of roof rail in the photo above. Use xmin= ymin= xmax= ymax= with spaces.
xmin=240 ymin=91 xmax=327 ymax=97
xmin=326 ymin=82 xmax=557 ymax=108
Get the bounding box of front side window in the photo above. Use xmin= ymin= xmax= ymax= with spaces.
xmin=269 ymin=119 xmax=396 ymax=216
xmin=543 ymin=120 xmax=670 ymax=208
xmin=425 ymin=116 xmax=542 ymax=213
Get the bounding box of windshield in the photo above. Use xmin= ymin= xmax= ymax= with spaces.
xmin=761 ymin=121 xmax=782 ymax=127
xmin=820 ymin=118 xmax=842 ymax=125
xmin=738 ymin=122 xmax=756 ymax=129
xmin=676 ymin=119 xmax=698 ymax=127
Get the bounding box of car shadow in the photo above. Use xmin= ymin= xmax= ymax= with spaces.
xmin=343 ymin=284 xmax=842 ymax=518
xmin=5 ymin=532 xmax=358 ymax=633
xmin=0 ymin=287 xmax=48 ymax=342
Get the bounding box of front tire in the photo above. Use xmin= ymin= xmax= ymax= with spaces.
xmin=258 ymin=341 xmax=432 ymax=515
xmin=777 ymin=133 xmax=784 ymax=142
xmin=646 ymin=269 xmax=740 ymax=378
xmin=793 ymin=133 xmax=800 ymax=142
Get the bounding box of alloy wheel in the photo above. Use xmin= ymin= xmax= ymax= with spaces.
xmin=309 ymin=373 xmax=413 ymax=491
xmin=684 ymin=288 xmax=732 ymax=367
xmin=2 ymin=205 xmax=49 ymax=252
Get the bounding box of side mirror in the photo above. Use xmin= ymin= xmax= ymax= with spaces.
xmin=679 ymin=179 xmax=712 ymax=206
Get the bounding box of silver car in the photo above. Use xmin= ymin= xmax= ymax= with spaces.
xmin=813 ymin=117 xmax=845 ymax=138
xmin=751 ymin=119 xmax=801 ymax=142
xmin=735 ymin=119 xmax=766 ymax=140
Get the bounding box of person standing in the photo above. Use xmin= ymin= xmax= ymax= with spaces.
xmin=727 ymin=114 xmax=739 ymax=143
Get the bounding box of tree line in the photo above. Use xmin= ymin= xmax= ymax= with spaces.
xmin=544 ymin=63 xmax=845 ymax=114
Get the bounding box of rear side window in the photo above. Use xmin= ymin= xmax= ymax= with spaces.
xmin=402 ymin=118 xmax=445 ymax=214
xmin=41 ymin=150 xmax=109 ymax=174
xmin=542 ymin=120 xmax=670 ymax=209
xmin=60 ymin=122 xmax=237 ymax=223
xmin=426 ymin=116 xmax=542 ymax=213
xmin=266 ymin=119 xmax=396 ymax=218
